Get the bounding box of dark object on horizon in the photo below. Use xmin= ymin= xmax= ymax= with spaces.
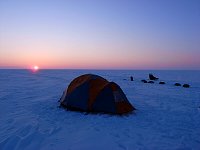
xmin=141 ymin=79 xmax=147 ymax=83
xmin=183 ymin=84 xmax=190 ymax=88
xmin=159 ymin=81 xmax=165 ymax=84
xmin=60 ymin=74 xmax=135 ymax=114
xmin=174 ymin=83 xmax=181 ymax=86
xmin=149 ymin=74 xmax=159 ymax=80
xmin=148 ymin=81 xmax=154 ymax=84
xmin=130 ymin=76 xmax=133 ymax=81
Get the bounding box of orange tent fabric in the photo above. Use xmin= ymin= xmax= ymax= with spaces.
xmin=60 ymin=74 xmax=135 ymax=114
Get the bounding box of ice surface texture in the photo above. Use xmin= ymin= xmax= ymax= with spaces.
xmin=0 ymin=70 xmax=200 ymax=150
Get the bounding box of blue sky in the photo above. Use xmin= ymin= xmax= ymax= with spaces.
xmin=0 ymin=0 xmax=200 ymax=69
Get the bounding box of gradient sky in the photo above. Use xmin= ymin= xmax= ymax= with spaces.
xmin=0 ymin=0 xmax=200 ymax=69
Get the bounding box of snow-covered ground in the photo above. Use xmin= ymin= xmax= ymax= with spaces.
xmin=0 ymin=70 xmax=200 ymax=150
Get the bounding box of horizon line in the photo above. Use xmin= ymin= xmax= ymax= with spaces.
xmin=0 ymin=68 xmax=199 ymax=71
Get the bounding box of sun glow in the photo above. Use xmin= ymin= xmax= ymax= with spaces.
xmin=34 ymin=66 xmax=39 ymax=70
xmin=31 ymin=65 xmax=39 ymax=72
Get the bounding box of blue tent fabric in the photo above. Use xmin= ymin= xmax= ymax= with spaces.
xmin=64 ymin=82 xmax=89 ymax=111
xmin=92 ymin=85 xmax=116 ymax=113
xmin=60 ymin=74 xmax=135 ymax=114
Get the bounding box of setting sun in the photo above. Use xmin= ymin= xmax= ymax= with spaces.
xmin=34 ymin=66 xmax=39 ymax=70
xmin=32 ymin=65 xmax=39 ymax=71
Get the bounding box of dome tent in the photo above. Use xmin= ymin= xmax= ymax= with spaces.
xmin=60 ymin=74 xmax=135 ymax=114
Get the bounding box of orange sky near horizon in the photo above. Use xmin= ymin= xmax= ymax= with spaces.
xmin=0 ymin=44 xmax=198 ymax=70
